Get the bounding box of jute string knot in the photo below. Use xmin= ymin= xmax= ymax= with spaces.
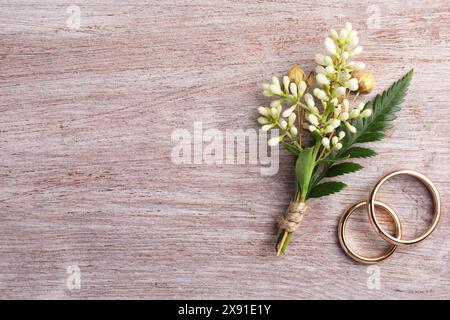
xmin=278 ymin=201 xmax=308 ymax=232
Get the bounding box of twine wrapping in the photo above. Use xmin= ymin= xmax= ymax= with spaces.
xmin=277 ymin=201 xmax=308 ymax=233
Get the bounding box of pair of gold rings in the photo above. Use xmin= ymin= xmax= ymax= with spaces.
xmin=338 ymin=170 xmax=441 ymax=264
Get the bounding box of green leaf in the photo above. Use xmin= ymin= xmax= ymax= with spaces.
xmin=354 ymin=132 xmax=385 ymax=143
xmin=340 ymin=147 xmax=377 ymax=159
xmin=281 ymin=142 xmax=300 ymax=155
xmin=324 ymin=162 xmax=363 ymax=177
xmin=295 ymin=147 xmax=315 ymax=199
xmin=308 ymin=181 xmax=347 ymax=199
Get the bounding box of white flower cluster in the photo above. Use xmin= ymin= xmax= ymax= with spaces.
xmin=259 ymin=75 xmax=307 ymax=146
xmin=258 ymin=22 xmax=373 ymax=152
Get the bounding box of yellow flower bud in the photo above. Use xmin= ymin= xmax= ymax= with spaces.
xmin=353 ymin=71 xmax=375 ymax=94
xmin=288 ymin=65 xmax=305 ymax=85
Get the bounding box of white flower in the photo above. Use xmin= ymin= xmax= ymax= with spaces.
xmin=272 ymin=76 xmax=280 ymax=86
xmin=347 ymin=78 xmax=359 ymax=91
xmin=325 ymin=37 xmax=337 ymax=55
xmin=257 ymin=117 xmax=269 ymax=124
xmin=270 ymin=100 xmax=281 ymax=108
xmin=342 ymin=99 xmax=350 ymax=111
xmin=308 ymin=125 xmax=317 ymax=132
xmin=268 ymin=136 xmax=280 ymax=146
xmin=316 ymin=73 xmax=330 ymax=86
xmin=339 ymin=29 xmax=348 ymax=42
xmin=334 ymin=142 xmax=343 ymax=151
xmin=290 ymin=126 xmax=298 ymax=136
xmin=289 ymin=82 xmax=297 ymax=96
xmin=331 ymin=136 xmax=339 ymax=145
xmin=316 ymin=65 xmax=326 ymax=75
xmin=330 ymin=29 xmax=339 ymax=40
xmin=357 ymin=102 xmax=365 ymax=111
xmin=339 ymin=112 xmax=349 ymax=121
xmin=335 ymin=86 xmax=346 ymax=97
xmin=315 ymin=53 xmax=326 ymax=65
xmin=351 ymin=46 xmax=363 ymax=56
xmin=270 ymin=107 xmax=279 ymax=117
xmin=313 ymin=88 xmax=327 ymax=100
xmin=270 ymin=84 xmax=282 ymax=95
xmin=282 ymin=106 xmax=295 ymax=118
xmin=307 ymin=114 xmax=319 ymax=126
xmin=262 ymin=124 xmax=274 ymax=131
xmin=257 ymin=106 xmax=268 ymax=116
xmin=349 ymin=36 xmax=359 ymax=48
xmin=330 ymin=119 xmax=341 ymax=128
xmin=288 ymin=112 xmax=296 ymax=125
xmin=322 ymin=137 xmax=330 ymax=149
xmin=345 ymin=122 xmax=357 ymax=133
xmin=283 ymin=76 xmax=290 ymax=91
xmin=324 ymin=126 xmax=334 ymax=134
xmin=298 ymin=81 xmax=307 ymax=96
xmin=350 ymin=109 xmax=360 ymax=118
xmin=304 ymin=93 xmax=315 ymax=109
xmin=345 ymin=22 xmax=352 ymax=33
xmin=280 ymin=120 xmax=288 ymax=129
xmin=338 ymin=131 xmax=346 ymax=140
xmin=325 ymin=56 xmax=333 ymax=66
xmin=360 ymin=109 xmax=372 ymax=118
xmin=352 ymin=62 xmax=366 ymax=71
xmin=325 ymin=65 xmax=335 ymax=75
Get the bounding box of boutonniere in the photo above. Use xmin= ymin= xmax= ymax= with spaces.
xmin=257 ymin=22 xmax=413 ymax=255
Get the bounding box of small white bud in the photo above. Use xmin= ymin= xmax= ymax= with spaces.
xmin=262 ymin=124 xmax=273 ymax=131
xmin=270 ymin=107 xmax=279 ymax=117
xmin=336 ymin=86 xmax=346 ymax=97
xmin=350 ymin=109 xmax=360 ymax=118
xmin=338 ymin=131 xmax=346 ymax=140
xmin=316 ymin=73 xmax=330 ymax=86
xmin=270 ymin=100 xmax=281 ymax=108
xmin=357 ymin=102 xmax=365 ymax=111
xmin=289 ymin=82 xmax=298 ymax=96
xmin=330 ymin=119 xmax=341 ymax=128
xmin=280 ymin=120 xmax=288 ymax=130
xmin=313 ymin=88 xmax=327 ymax=101
xmin=304 ymin=93 xmax=315 ymax=109
xmin=257 ymin=117 xmax=269 ymax=125
xmin=334 ymin=142 xmax=343 ymax=151
xmin=290 ymin=126 xmax=298 ymax=136
xmin=325 ymin=65 xmax=335 ymax=74
xmin=331 ymin=136 xmax=339 ymax=146
xmin=349 ymin=36 xmax=359 ymax=48
xmin=263 ymin=90 xmax=273 ymax=97
xmin=347 ymin=78 xmax=359 ymax=91
xmin=334 ymin=105 xmax=342 ymax=117
xmin=331 ymin=98 xmax=338 ymax=106
xmin=339 ymin=29 xmax=348 ymax=42
xmin=325 ymin=56 xmax=333 ymax=66
xmin=343 ymin=99 xmax=350 ymax=111
xmin=345 ymin=22 xmax=352 ymax=33
xmin=342 ymin=51 xmax=349 ymax=60
xmin=298 ymin=81 xmax=307 ymax=96
xmin=270 ymin=84 xmax=282 ymax=95
xmin=330 ymin=29 xmax=339 ymax=40
xmin=339 ymin=112 xmax=349 ymax=121
xmin=322 ymin=137 xmax=330 ymax=149
xmin=325 ymin=37 xmax=337 ymax=55
xmin=307 ymin=114 xmax=319 ymax=126
xmin=308 ymin=125 xmax=317 ymax=132
xmin=268 ymin=136 xmax=280 ymax=146
xmin=324 ymin=126 xmax=334 ymax=134
xmin=345 ymin=122 xmax=357 ymax=133
xmin=360 ymin=109 xmax=372 ymax=118
xmin=282 ymin=107 xmax=294 ymax=118
xmin=283 ymin=76 xmax=290 ymax=91
xmin=315 ymin=53 xmax=326 ymax=66
xmin=316 ymin=65 xmax=326 ymax=75
xmin=272 ymin=76 xmax=280 ymax=86
xmin=353 ymin=62 xmax=366 ymax=71
xmin=288 ymin=112 xmax=296 ymax=125
xmin=257 ymin=106 xmax=269 ymax=116
xmin=351 ymin=46 xmax=363 ymax=56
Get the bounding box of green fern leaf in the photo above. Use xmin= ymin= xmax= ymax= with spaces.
xmin=324 ymin=162 xmax=363 ymax=177
xmin=308 ymin=181 xmax=347 ymax=199
xmin=340 ymin=147 xmax=377 ymax=159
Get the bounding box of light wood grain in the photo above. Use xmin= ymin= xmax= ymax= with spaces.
xmin=0 ymin=0 xmax=449 ymax=299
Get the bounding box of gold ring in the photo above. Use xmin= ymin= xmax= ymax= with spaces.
xmin=338 ymin=200 xmax=402 ymax=264
xmin=367 ymin=170 xmax=441 ymax=246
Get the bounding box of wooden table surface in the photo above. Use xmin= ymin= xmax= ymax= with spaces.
xmin=1 ymin=0 xmax=449 ymax=299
